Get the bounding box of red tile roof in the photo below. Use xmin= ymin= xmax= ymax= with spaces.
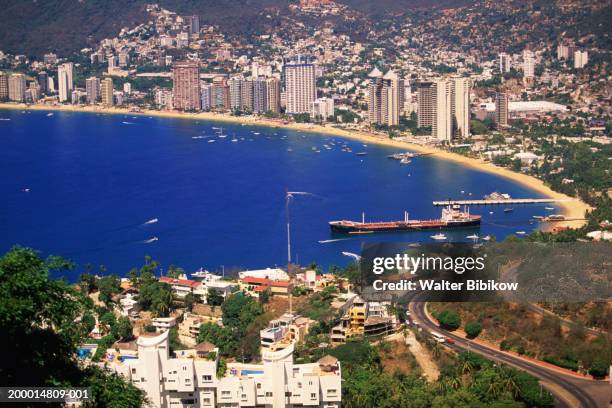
xmin=159 ymin=276 xmax=201 ymax=288
xmin=241 ymin=276 xmax=292 ymax=288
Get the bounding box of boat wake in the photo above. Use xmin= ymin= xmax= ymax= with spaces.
xmin=122 ymin=121 xmax=135 ymax=125
xmin=143 ymin=218 xmax=159 ymax=225
xmin=318 ymin=238 xmax=353 ymax=244
xmin=143 ymin=237 xmax=159 ymax=243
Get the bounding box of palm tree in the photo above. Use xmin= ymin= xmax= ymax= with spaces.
xmin=460 ymin=359 xmax=474 ymax=375
xmin=431 ymin=342 xmax=442 ymax=359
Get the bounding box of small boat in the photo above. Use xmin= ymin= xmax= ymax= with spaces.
xmin=503 ymin=208 xmax=513 ymax=213
xmin=122 ymin=121 xmax=134 ymax=125
xmin=482 ymin=235 xmax=492 ymax=241
xmin=408 ymin=243 xmax=421 ymax=247
xmin=460 ymin=190 xmax=465 ymax=194
xmin=544 ymin=207 xmax=555 ymax=211
xmin=144 ymin=218 xmax=158 ymax=225
xmin=431 ymin=233 xmax=447 ymax=241
xmin=0 ymin=118 xmax=11 ymax=121
xmin=287 ymin=148 xmax=293 ymax=152
xmin=144 ymin=237 xmax=159 ymax=243
xmin=466 ymin=234 xmax=479 ymax=240
xmin=253 ymin=132 xmax=260 ymax=135
xmin=356 ymin=152 xmax=368 ymax=156
xmin=46 ymin=112 xmax=54 ymax=117
xmin=212 ymin=127 xmax=221 ymax=130
xmin=532 ymin=215 xmax=544 ymax=219
xmin=515 ymin=231 xmax=526 ymax=235
xmin=489 ymin=211 xmax=494 ymax=215
xmin=208 ymin=139 xmax=216 ymax=143
xmin=22 ymin=188 xmax=30 ymax=193
xmin=192 ymin=136 xmax=205 ymax=139
xmin=231 ymin=138 xmax=238 ymax=142
xmin=400 ymin=158 xmax=411 ymax=165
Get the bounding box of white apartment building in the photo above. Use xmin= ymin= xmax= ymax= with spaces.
xmin=522 ymin=50 xmax=535 ymax=83
xmin=58 ymin=63 xmax=74 ymax=102
xmin=498 ymin=53 xmax=511 ymax=73
xmin=432 ymin=79 xmax=452 ymax=142
xmin=109 ymin=330 xmax=341 ymax=408
xmin=311 ymin=97 xmax=335 ymax=121
xmin=574 ymin=50 xmax=588 ymax=69
xmin=284 ymin=56 xmax=316 ymax=115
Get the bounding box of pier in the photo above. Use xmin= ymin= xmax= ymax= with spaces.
xmin=432 ymin=198 xmax=575 ymax=206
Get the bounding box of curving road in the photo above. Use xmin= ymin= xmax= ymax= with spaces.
xmin=408 ymin=296 xmax=611 ymax=407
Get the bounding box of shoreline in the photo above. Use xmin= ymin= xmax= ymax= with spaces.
xmin=0 ymin=102 xmax=590 ymax=230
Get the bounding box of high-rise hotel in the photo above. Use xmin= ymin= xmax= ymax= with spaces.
xmin=284 ymin=55 xmax=316 ymax=115
xmin=417 ymin=76 xmax=471 ymax=142
xmin=172 ymin=60 xmax=201 ymax=111
xmin=57 ymin=62 xmax=74 ymax=102
xmin=368 ymin=68 xmax=404 ymax=127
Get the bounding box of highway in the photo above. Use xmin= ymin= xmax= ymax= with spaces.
xmin=408 ymin=296 xmax=610 ymax=407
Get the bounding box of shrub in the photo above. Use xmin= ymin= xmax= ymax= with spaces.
xmin=144 ymin=324 xmax=157 ymax=333
xmin=465 ymin=321 xmax=482 ymax=338
xmin=500 ymin=339 xmax=511 ymax=351
xmin=437 ymin=310 xmax=461 ymax=330
xmin=588 ymin=359 xmax=608 ymax=378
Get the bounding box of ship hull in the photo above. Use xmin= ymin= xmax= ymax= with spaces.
xmin=329 ymin=219 xmax=481 ymax=233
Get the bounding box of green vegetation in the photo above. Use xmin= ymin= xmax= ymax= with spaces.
xmin=206 ymin=288 xmax=224 ymax=306
xmin=465 ymin=321 xmax=483 ymax=339
xmin=435 ymin=309 xmax=461 ymax=331
xmin=197 ymin=291 xmax=264 ymax=360
xmin=302 ymin=340 xmax=553 ymax=407
xmin=0 ymin=246 xmax=145 ymax=406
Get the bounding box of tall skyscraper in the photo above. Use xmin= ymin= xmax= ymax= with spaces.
xmin=522 ymin=50 xmax=535 ymax=84
xmin=284 ymin=55 xmax=316 ymax=114
xmin=187 ymin=15 xmax=200 ymax=35
xmin=450 ymin=77 xmax=470 ymax=139
xmin=57 ymin=63 xmax=74 ymax=102
xmin=498 ymin=53 xmax=511 ymax=73
xmin=28 ymin=81 xmax=40 ymax=103
xmin=368 ymin=68 xmax=403 ymax=127
xmin=253 ymin=77 xmax=268 ymax=113
xmin=417 ymin=81 xmax=434 ymax=129
xmin=432 ymin=79 xmax=452 ymax=142
xmin=0 ymin=72 xmax=8 ymax=100
xmin=38 ymin=71 xmax=48 ymax=94
xmin=8 ymin=73 xmax=26 ymax=102
xmin=211 ymin=76 xmax=230 ymax=111
xmin=100 ymin=77 xmax=114 ymax=106
xmin=242 ymin=79 xmax=254 ymax=112
xmin=85 ymin=77 xmax=100 ymax=104
xmin=367 ymin=67 xmax=383 ymax=124
xmin=172 ymin=61 xmax=201 ymax=111
xmin=495 ymin=92 xmax=509 ymax=129
xmin=201 ymin=83 xmax=212 ymax=111
xmin=229 ymin=75 xmax=247 ymax=111
xmin=266 ymin=77 xmax=281 ymax=113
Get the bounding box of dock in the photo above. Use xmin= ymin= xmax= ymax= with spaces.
xmin=432 ymin=198 xmax=574 ymax=206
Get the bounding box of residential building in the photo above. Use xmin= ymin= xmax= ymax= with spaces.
xmin=495 ymin=92 xmax=509 ymax=128
xmin=211 ymin=76 xmax=230 ymax=111
xmin=8 ymin=73 xmax=26 ymax=102
xmin=57 ymin=62 xmax=74 ymax=102
xmin=499 ymin=52 xmax=511 ymax=73
xmin=238 ymin=268 xmax=289 ymax=281
xmin=123 ymin=82 xmax=132 ymax=95
xmin=253 ymin=77 xmax=268 ymax=113
xmin=557 ymin=44 xmax=570 ymax=60
xmin=37 ymin=71 xmax=48 ymax=94
xmin=172 ymin=60 xmax=201 ymax=111
xmin=260 ymin=314 xmax=314 ymax=352
xmin=0 ymin=72 xmax=8 ymax=100
xmin=155 ymin=88 xmax=173 ymax=109
xmin=522 ymin=50 xmax=535 ymax=84
xmin=28 ymin=81 xmax=40 ymax=103
xmin=100 ymin=77 xmax=114 ymax=106
xmin=574 ymin=50 xmax=588 ymax=69
xmin=229 ymin=75 xmax=246 ymax=111
xmin=450 ymin=77 xmax=470 ymax=139
xmin=368 ymin=68 xmax=403 ymax=127
xmin=109 ymin=331 xmax=341 ymax=408
xmin=118 ymin=51 xmax=130 ymax=67
xmin=201 ymin=84 xmax=212 ymax=111
xmin=330 ymin=296 xmax=396 ymax=345
xmin=417 ymin=81 xmax=434 ymax=129
xmin=85 ymin=77 xmax=100 ymax=104
xmin=266 ymin=77 xmax=281 ymax=113
xmin=311 ymin=97 xmax=334 ymax=121
xmin=432 ymin=79 xmax=452 ymax=142
xmin=43 ymin=53 xmax=57 ymax=65
xmin=159 ymin=276 xmax=202 ymax=299
xmin=240 ymin=277 xmax=293 ymax=297
xmin=151 ymin=316 xmax=179 ymax=332
xmin=284 ymin=55 xmax=316 ymax=114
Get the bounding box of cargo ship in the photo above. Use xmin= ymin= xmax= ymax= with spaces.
xmin=329 ymin=206 xmax=481 ymax=233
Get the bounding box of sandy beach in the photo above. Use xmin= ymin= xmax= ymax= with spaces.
xmin=0 ymin=102 xmax=590 ymax=229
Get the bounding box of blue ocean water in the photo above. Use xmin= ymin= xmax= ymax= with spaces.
xmin=0 ymin=109 xmax=555 ymax=281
